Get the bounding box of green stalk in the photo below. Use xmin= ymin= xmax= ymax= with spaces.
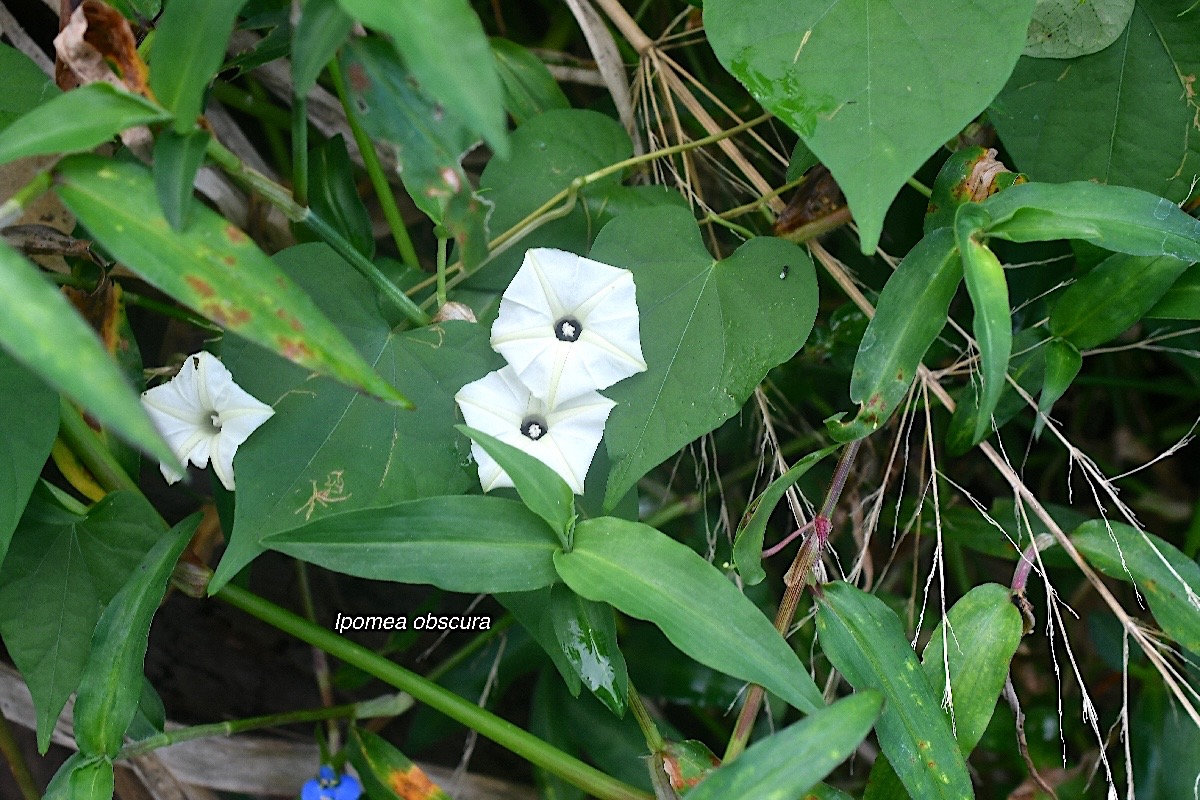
xmin=205 ymin=138 xmax=430 ymax=327
xmin=246 ymin=79 xmax=291 ymax=175
xmin=436 ymin=235 xmax=448 ymax=309
xmin=210 ymin=81 xmax=293 ymax=129
xmin=327 ymin=58 xmax=421 ymax=268
xmin=292 ymin=92 xmax=309 ymax=206
xmin=627 ymin=687 xmax=665 ymax=753
xmin=216 ymin=584 xmax=652 ymax=800
xmin=0 ymin=712 xmax=39 ymax=800
xmin=0 ymin=170 xmax=52 ymax=228
xmin=58 ymin=397 xmax=141 ymax=495
xmin=117 ymin=696 xmax=411 ymax=760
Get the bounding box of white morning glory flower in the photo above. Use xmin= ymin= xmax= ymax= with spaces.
xmin=490 ymin=248 xmax=647 ymax=407
xmin=455 ymin=365 xmax=615 ymax=494
xmin=140 ymin=351 xmax=275 ymax=491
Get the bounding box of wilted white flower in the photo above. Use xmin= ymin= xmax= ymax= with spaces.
xmin=455 ymin=365 xmax=615 ymax=494
xmin=140 ymin=351 xmax=275 ymax=491
xmin=490 ymin=248 xmax=646 ymax=407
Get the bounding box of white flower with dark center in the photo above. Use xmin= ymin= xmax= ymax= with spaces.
xmin=140 ymin=351 xmax=275 ymax=491
xmin=490 ymin=248 xmax=647 ymax=407
xmin=455 ymin=365 xmax=615 ymax=494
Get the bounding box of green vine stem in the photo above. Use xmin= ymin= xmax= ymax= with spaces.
xmin=0 ymin=711 xmax=39 ymax=800
xmin=204 ymin=138 xmax=431 ymax=328
xmin=723 ymin=439 xmax=862 ymax=762
xmin=116 ymin=695 xmax=412 ymax=761
xmin=292 ymin=93 xmax=309 ymax=206
xmin=0 ymin=170 xmax=53 ymax=229
xmin=58 ymin=396 xmax=143 ymax=495
xmin=216 ymin=583 xmax=653 ymax=800
xmin=436 ymin=234 xmax=448 ymax=309
xmin=627 ymin=687 xmax=665 ymax=753
xmin=327 ymin=58 xmax=421 ymax=268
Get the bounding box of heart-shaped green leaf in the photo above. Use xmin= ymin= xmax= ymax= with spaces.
xmin=0 ymin=486 xmax=163 ymax=752
xmin=589 ymin=206 xmax=818 ymax=509
xmin=705 ymin=0 xmax=1036 ymax=252
xmin=211 ymin=244 xmax=502 ymax=592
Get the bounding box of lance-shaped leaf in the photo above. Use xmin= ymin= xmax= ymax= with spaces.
xmin=152 ymin=127 xmax=209 ymax=230
xmin=994 ymin=1 xmax=1200 ymax=204
xmin=589 ymin=206 xmax=818 ymax=509
xmin=689 ymin=691 xmax=882 ymax=800
xmin=980 ymin=182 xmax=1200 ymax=262
xmin=0 ymin=83 xmax=169 ymax=165
xmin=53 ymin=155 xmax=409 ymax=406
xmin=348 ymin=726 xmax=451 ymax=800
xmin=43 ymin=753 xmax=114 ymax=800
xmin=1035 ymin=337 xmax=1082 ymax=436
xmin=732 ymin=445 xmax=837 ymax=585
xmin=549 ymin=583 xmax=629 ymax=716
xmin=816 ymin=581 xmax=972 ymax=800
xmin=1148 ymin=264 xmax=1200 ymax=319
xmin=956 ymin=206 xmax=1012 ymax=444
xmin=828 ymin=229 xmax=961 ymax=442
xmin=73 ymin=514 xmax=199 ymax=756
xmin=1049 ymin=252 xmax=1194 ymax=348
xmin=864 ymin=583 xmax=1024 ymax=798
xmin=947 ymin=328 xmax=1047 ymax=455
xmin=491 ymin=38 xmax=570 ymax=125
xmin=301 ymin=134 xmax=374 ymax=259
xmin=0 ymin=241 xmax=177 ymax=467
xmin=705 ymin=0 xmax=1035 ymax=253
xmin=264 ymin=495 xmax=561 ymax=593
xmin=1072 ymin=520 xmax=1200 ymax=652
xmin=337 ymin=0 xmax=507 ymax=157
xmin=555 ymin=516 xmax=825 ymax=713
xmin=458 ymin=425 xmax=575 ymax=540
xmin=149 ymin=0 xmax=245 ymax=131
xmin=292 ymin=0 xmax=354 ymax=95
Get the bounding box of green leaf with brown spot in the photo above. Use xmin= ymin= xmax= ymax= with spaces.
xmin=816 ymin=581 xmax=973 ymax=800
xmin=348 ymin=726 xmax=451 ymax=800
xmin=53 ymin=155 xmax=409 ymax=407
xmin=828 ymin=229 xmax=961 ymax=442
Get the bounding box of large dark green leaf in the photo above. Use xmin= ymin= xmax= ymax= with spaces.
xmin=0 ymin=83 xmax=169 ymax=165
xmin=829 ymin=229 xmax=961 ymax=442
xmin=337 ymin=0 xmax=508 ymax=156
xmin=590 ymin=207 xmax=819 ymax=509
xmin=995 ymin=0 xmax=1200 ymax=204
xmin=54 ymin=155 xmax=408 ymax=407
xmin=816 ymin=581 xmax=973 ymax=800
xmin=264 ymin=495 xmax=561 ymax=593
xmin=980 ymin=182 xmax=1200 ymax=262
xmin=1049 ymin=252 xmax=1193 ymax=348
xmin=211 ymin=244 xmax=501 ymax=592
xmin=73 ymin=514 xmax=199 ymax=757
xmin=0 ymin=487 xmax=163 ymax=752
xmin=0 ymin=353 xmax=57 ymax=566
xmin=149 ymin=0 xmax=247 ymax=131
xmin=688 ymin=691 xmax=882 ymax=800
xmin=1073 ymin=520 xmax=1200 ymax=651
xmin=0 ymin=241 xmax=177 ymax=468
xmin=705 ymin=0 xmax=1035 ymax=253
xmin=555 ymin=517 xmax=825 ymax=713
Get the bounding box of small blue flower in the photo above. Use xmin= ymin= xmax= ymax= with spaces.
xmin=301 ymin=766 xmax=361 ymax=800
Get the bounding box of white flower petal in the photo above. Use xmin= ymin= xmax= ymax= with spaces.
xmin=140 ymin=351 xmax=274 ymax=490
xmin=490 ymin=248 xmax=647 ymax=405
xmin=454 ymin=366 xmax=612 ymax=494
